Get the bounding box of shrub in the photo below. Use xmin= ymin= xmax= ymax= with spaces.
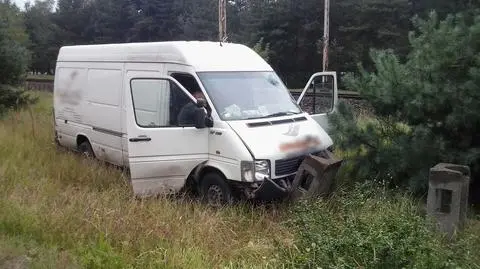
xmin=329 ymin=10 xmax=480 ymax=195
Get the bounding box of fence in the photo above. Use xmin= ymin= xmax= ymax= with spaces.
xmin=25 ymin=78 xmax=54 ymax=92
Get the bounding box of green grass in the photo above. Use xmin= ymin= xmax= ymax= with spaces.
xmin=0 ymin=91 xmax=479 ymax=268
xmin=0 ymin=234 xmax=79 ymax=268
xmin=282 ymin=183 xmax=480 ymax=268
xmin=0 ymin=91 xmax=292 ymax=268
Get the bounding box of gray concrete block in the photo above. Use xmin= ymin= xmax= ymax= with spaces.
xmin=289 ymin=152 xmax=343 ymax=200
xmin=427 ymin=163 xmax=470 ymax=237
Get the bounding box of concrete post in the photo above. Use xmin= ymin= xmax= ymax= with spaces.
xmin=427 ymin=163 xmax=470 ymax=237
xmin=289 ymin=151 xmax=343 ymax=201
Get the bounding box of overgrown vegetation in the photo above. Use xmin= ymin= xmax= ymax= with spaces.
xmin=0 ymin=1 xmax=36 ymax=116
xmin=0 ymin=92 xmax=292 ymax=268
xmin=0 ymin=92 xmax=479 ymax=268
xmin=330 ymin=10 xmax=480 ymax=197
xmin=283 ymin=183 xmax=480 ymax=269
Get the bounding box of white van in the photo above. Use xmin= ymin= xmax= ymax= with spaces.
xmin=53 ymin=41 xmax=338 ymax=204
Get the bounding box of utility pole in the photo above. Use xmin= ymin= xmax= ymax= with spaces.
xmin=322 ymin=0 xmax=330 ymax=71
xmin=218 ymin=0 xmax=227 ymax=43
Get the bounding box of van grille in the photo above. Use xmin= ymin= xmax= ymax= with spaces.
xmin=274 ymin=151 xmax=326 ymax=176
xmin=275 ymin=156 xmax=304 ymax=176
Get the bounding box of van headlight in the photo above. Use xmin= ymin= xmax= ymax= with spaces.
xmin=241 ymin=160 xmax=270 ymax=182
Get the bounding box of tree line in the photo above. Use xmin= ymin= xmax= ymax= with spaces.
xmin=1 ymin=0 xmax=475 ymax=88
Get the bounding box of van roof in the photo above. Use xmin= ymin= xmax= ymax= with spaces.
xmin=57 ymin=41 xmax=273 ymax=72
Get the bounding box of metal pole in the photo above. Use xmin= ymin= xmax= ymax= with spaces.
xmin=322 ymin=0 xmax=330 ymax=72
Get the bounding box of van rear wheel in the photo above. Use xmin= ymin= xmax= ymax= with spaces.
xmin=78 ymin=141 xmax=95 ymax=159
xmin=200 ymin=173 xmax=233 ymax=206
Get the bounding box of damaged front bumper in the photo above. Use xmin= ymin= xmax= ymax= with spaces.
xmin=248 ymin=152 xmax=343 ymax=201
xmin=252 ymin=177 xmax=292 ymax=200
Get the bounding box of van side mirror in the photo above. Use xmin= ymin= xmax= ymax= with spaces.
xmin=195 ymin=98 xmax=213 ymax=129
xmin=194 ymin=107 xmax=207 ymax=129
xmin=205 ymin=116 xmax=213 ymax=128
xmin=195 ymin=98 xmax=213 ymax=128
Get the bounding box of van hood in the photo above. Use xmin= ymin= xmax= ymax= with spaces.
xmin=227 ymin=115 xmax=333 ymax=160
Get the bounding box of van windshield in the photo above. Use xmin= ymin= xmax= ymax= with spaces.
xmin=197 ymin=71 xmax=302 ymax=121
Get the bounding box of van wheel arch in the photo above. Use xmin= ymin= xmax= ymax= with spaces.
xmin=198 ymin=166 xmax=228 ymax=184
xmin=76 ymin=135 xmax=95 ymax=158
xmin=185 ymin=165 xmax=230 ymax=196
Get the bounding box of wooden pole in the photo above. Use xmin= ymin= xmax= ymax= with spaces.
xmin=218 ymin=0 xmax=222 ymax=42
xmin=322 ymin=0 xmax=330 ymax=72
xmin=218 ymin=0 xmax=227 ymax=43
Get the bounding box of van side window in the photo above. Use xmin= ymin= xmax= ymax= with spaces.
xmin=130 ymin=78 xmax=196 ymax=128
xmin=171 ymin=73 xmax=202 ymax=94
xmin=169 ymin=73 xmax=207 ymax=124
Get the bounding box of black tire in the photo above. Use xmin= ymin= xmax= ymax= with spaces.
xmin=200 ymin=172 xmax=233 ymax=206
xmin=78 ymin=141 xmax=95 ymax=159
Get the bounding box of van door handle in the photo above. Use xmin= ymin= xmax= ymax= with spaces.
xmin=129 ymin=136 xmax=152 ymax=142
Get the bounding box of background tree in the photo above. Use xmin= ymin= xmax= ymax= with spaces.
xmin=15 ymin=0 xmax=480 ymax=89
xmin=0 ymin=0 xmax=35 ymax=115
xmin=53 ymin=0 xmax=94 ymax=45
xmin=24 ymin=0 xmax=58 ymax=74
xmin=87 ymin=0 xmax=137 ymax=44
xmin=329 ymin=10 xmax=480 ymax=203
xmin=176 ymin=0 xmax=218 ymax=41
xmin=128 ymin=0 xmax=178 ymax=42
xmin=330 ymin=0 xmax=412 ymax=72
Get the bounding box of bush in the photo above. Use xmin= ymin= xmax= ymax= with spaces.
xmin=280 ymin=183 xmax=480 ymax=268
xmin=329 ymin=10 xmax=480 ymax=194
xmin=0 ymin=1 xmax=36 ymax=116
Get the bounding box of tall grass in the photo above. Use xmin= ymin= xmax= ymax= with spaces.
xmin=0 ymin=92 xmax=292 ymax=268
xmin=281 ymin=183 xmax=480 ymax=268
xmin=1 ymin=92 xmax=479 ymax=268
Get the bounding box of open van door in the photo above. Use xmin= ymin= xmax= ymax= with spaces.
xmin=297 ymin=72 xmax=338 ymax=133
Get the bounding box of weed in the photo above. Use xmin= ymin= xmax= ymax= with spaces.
xmin=0 ymin=92 xmax=291 ymax=268
xmin=280 ymin=182 xmax=480 ymax=269
xmin=1 ymin=92 xmax=479 ymax=268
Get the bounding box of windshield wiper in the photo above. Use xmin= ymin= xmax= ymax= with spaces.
xmin=247 ymin=111 xmax=299 ymax=120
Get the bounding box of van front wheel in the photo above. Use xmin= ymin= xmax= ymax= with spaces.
xmin=200 ymin=173 xmax=233 ymax=206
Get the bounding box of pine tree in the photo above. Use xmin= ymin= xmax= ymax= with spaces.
xmin=329 ymin=10 xmax=480 ymax=197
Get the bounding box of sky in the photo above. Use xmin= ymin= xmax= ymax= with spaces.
xmin=12 ymin=0 xmax=57 ymax=10
xmin=13 ymin=0 xmax=27 ymax=9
